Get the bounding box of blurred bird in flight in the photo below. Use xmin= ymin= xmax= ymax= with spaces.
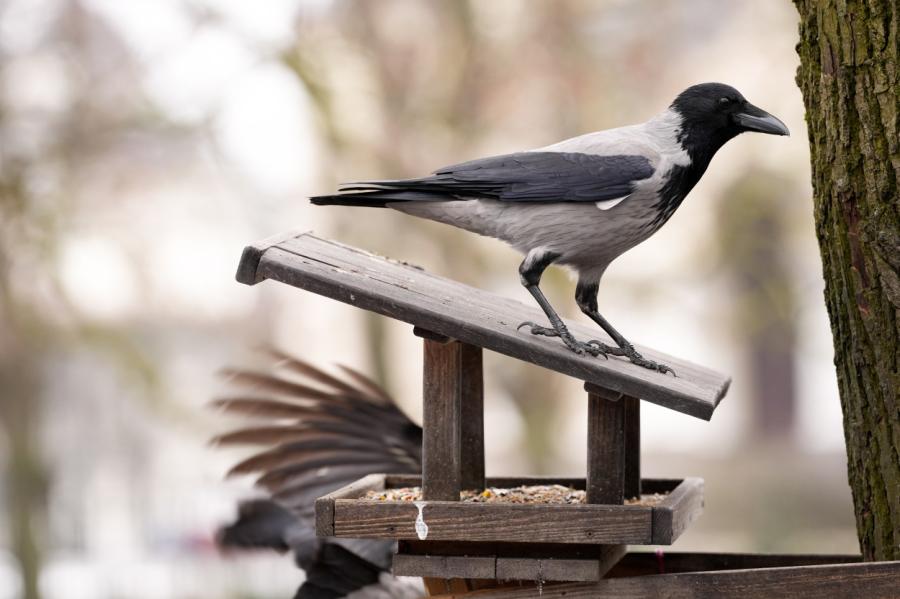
xmin=214 ymin=349 xmax=423 ymax=598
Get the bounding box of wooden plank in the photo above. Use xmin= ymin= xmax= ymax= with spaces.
xmin=313 ymin=473 xmax=385 ymax=537
xmin=586 ymin=393 xmax=625 ymax=505
xmin=423 ymin=339 xmax=463 ymax=501
xmin=651 ymin=477 xmax=704 ymax=544
xmin=400 ymin=540 xmax=620 ymax=560
xmin=394 ymin=554 xmax=496 ymax=579
xmin=495 ymin=545 xmax=626 ymax=582
xmin=496 ymin=558 xmax=597 ymax=582
xmin=451 ymin=560 xmax=900 ymax=598
xmin=396 ymin=544 xmax=626 ymax=582
xmin=234 ymin=229 xmax=309 ymax=285
xmin=607 ymin=552 xmax=863 ymax=577
xmin=623 ymin=396 xmax=641 ymax=499
xmin=424 ymin=578 xmax=473 ymax=596
xmin=333 ymin=499 xmax=653 ymax=544
xmin=242 ymin=233 xmax=731 ymax=420
xmin=459 ymin=343 xmax=485 ymax=491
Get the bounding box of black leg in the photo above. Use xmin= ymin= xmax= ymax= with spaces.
xmin=516 ymin=251 xmax=604 ymax=357
xmin=575 ymin=280 xmax=675 ymax=375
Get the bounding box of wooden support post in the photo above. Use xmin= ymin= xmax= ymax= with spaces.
xmin=624 ymin=396 xmax=641 ymax=499
xmin=419 ymin=326 xmax=485 ymax=498
xmin=423 ymin=338 xmax=463 ymax=500
xmin=586 ymin=388 xmax=625 ymax=505
xmin=459 ymin=343 xmax=485 ymax=491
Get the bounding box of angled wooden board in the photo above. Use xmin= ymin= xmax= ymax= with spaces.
xmin=236 ymin=232 xmax=730 ymax=419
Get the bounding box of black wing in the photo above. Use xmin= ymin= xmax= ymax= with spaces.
xmin=213 ymin=349 xmax=422 ymax=597
xmin=320 ymin=152 xmax=654 ymax=206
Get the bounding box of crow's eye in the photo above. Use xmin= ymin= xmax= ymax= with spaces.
xmin=719 ymin=97 xmax=733 ymax=105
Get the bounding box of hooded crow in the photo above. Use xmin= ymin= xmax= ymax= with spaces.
xmin=311 ymin=83 xmax=789 ymax=373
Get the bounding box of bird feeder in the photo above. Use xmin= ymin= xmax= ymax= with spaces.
xmin=236 ymin=231 xmax=897 ymax=597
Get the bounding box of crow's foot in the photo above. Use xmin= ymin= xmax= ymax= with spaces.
xmin=517 ymin=321 xmax=608 ymax=358
xmin=586 ymin=340 xmax=675 ymax=375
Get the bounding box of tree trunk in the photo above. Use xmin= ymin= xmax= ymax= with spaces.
xmin=793 ymin=0 xmax=899 ymax=561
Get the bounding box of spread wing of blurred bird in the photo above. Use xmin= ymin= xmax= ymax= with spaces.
xmin=212 ymin=348 xmax=424 ymax=599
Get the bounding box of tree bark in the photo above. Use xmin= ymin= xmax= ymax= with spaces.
xmin=793 ymin=0 xmax=899 ymax=561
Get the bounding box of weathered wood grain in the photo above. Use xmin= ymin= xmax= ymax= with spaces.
xmin=333 ymin=499 xmax=653 ymax=544
xmin=607 ymin=551 xmax=862 ymax=577
xmin=494 ymin=558 xmax=592 ymax=582
xmin=624 ymin=397 xmax=641 ymax=499
xmin=587 ymin=393 xmax=625 ymax=505
xmin=314 ymin=473 xmax=385 ymax=536
xmin=459 ymin=343 xmax=485 ymax=491
xmin=238 ymin=232 xmax=731 ymax=420
xmin=399 ymin=540 xmax=622 ymax=560
xmin=395 ymin=554 xmax=496 ymax=579
xmin=325 ymin=475 xmax=699 ymax=545
xmin=448 ymin=560 xmax=900 ymax=598
xmin=495 ymin=545 xmax=626 ymax=582
xmin=651 ymin=477 xmax=704 ymax=544
xmin=235 ymin=229 xmax=309 ymax=285
xmin=394 ymin=544 xmax=626 ymax=582
xmin=423 ymin=340 xmax=463 ymax=501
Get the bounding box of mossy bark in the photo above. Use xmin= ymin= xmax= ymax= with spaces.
xmin=794 ymin=0 xmax=899 ymax=560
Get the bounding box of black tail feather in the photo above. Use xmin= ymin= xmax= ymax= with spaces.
xmin=310 ymin=188 xmax=449 ymax=207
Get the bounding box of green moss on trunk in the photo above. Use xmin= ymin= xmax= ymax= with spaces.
xmin=793 ymin=0 xmax=900 ymax=561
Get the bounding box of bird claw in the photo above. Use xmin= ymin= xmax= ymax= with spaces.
xmin=586 ymin=340 xmax=626 ymax=356
xmin=587 ymin=341 xmax=675 ymax=375
xmin=624 ymin=348 xmax=675 ymax=375
xmin=518 ymin=322 xmax=607 ymax=358
xmin=519 ymin=324 xmax=674 ymax=374
xmin=635 ymin=356 xmax=676 ymax=376
xmin=517 ymin=321 xmax=558 ymax=337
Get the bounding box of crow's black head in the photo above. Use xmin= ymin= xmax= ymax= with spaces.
xmin=670 ymin=82 xmax=788 ymax=160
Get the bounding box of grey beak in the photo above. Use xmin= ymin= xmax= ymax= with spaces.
xmin=734 ymin=103 xmax=790 ymax=136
